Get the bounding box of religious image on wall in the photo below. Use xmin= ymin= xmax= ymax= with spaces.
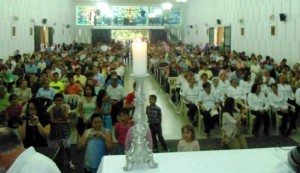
xmin=148 ymin=7 xmax=181 ymax=26
xmin=111 ymin=6 xmax=148 ymax=26
xmin=76 ymin=6 xmax=111 ymax=25
xmin=111 ymin=30 xmax=149 ymax=41
xmin=148 ymin=7 xmax=163 ymax=26
xmin=76 ymin=5 xmax=181 ymax=26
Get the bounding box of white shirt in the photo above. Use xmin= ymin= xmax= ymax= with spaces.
xmin=181 ymin=85 xmax=201 ymax=104
xmin=263 ymin=76 xmax=276 ymax=85
xmin=247 ymin=92 xmax=269 ymax=111
xmin=211 ymin=84 xmax=225 ymax=102
xmin=268 ymin=91 xmax=288 ymax=110
xmin=239 ymin=80 xmax=253 ymax=95
xmin=226 ymin=85 xmax=246 ymax=100
xmin=277 ymin=83 xmax=295 ymax=101
xmin=7 ymin=147 xmax=60 ymax=173
xmin=295 ymin=88 xmax=300 ymax=106
xmin=115 ymin=66 xmax=125 ymax=77
xmin=176 ymin=74 xmax=187 ymax=88
xmin=219 ymin=79 xmax=230 ymax=94
xmin=106 ymin=85 xmax=126 ymax=100
xmin=37 ymin=61 xmax=47 ymax=71
xmin=222 ymin=112 xmax=239 ymax=138
xmin=198 ymin=91 xmax=218 ymax=110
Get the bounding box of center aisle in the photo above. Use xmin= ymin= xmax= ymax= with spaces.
xmin=122 ymin=64 xmax=201 ymax=140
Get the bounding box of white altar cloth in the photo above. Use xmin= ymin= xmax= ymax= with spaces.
xmin=97 ymin=147 xmax=295 ymax=173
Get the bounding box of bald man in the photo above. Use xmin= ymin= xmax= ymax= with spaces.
xmin=0 ymin=127 xmax=60 ymax=173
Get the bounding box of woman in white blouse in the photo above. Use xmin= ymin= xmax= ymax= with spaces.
xmin=211 ymin=77 xmax=225 ymax=103
xmin=277 ymin=74 xmax=295 ymax=104
xmin=222 ymin=97 xmax=248 ymax=149
xmin=268 ymin=83 xmax=296 ymax=136
xmin=218 ymin=71 xmax=230 ymax=95
xmin=198 ymin=82 xmax=220 ymax=138
xmin=239 ymin=71 xmax=254 ymax=96
xmin=247 ymin=83 xmax=270 ymax=137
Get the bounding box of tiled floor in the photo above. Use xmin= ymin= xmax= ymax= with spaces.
xmin=71 ymin=63 xmax=300 ymax=144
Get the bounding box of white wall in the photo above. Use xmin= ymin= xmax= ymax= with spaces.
xmin=183 ymin=0 xmax=300 ymax=65
xmin=0 ymin=0 xmax=75 ymax=60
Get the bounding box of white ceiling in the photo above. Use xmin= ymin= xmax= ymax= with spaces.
xmin=73 ymin=0 xmax=186 ymax=5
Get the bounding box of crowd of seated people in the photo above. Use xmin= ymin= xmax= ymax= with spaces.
xmin=148 ymin=41 xmax=300 ymax=142
xmin=0 ymin=40 xmax=300 ymax=169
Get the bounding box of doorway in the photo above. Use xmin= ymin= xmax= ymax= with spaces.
xmin=34 ymin=26 xmax=53 ymax=51
xmin=209 ymin=26 xmax=231 ymax=50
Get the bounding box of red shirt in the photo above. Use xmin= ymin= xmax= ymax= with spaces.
xmin=114 ymin=121 xmax=134 ymax=146
xmin=65 ymin=83 xmax=81 ymax=95
xmin=125 ymin=92 xmax=135 ymax=106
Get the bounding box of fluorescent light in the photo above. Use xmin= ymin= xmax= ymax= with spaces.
xmin=162 ymin=2 xmax=172 ymax=10
xmin=154 ymin=9 xmax=163 ymax=15
xmin=148 ymin=13 xmax=156 ymax=18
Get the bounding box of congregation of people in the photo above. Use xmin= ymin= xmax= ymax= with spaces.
xmin=0 ymin=40 xmax=300 ymax=172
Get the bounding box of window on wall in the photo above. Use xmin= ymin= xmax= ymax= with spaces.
xmin=75 ymin=5 xmax=181 ymax=26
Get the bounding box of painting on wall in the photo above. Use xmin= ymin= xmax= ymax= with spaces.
xmin=111 ymin=6 xmax=148 ymax=26
xmin=271 ymin=25 xmax=276 ymax=37
xmin=12 ymin=25 xmax=16 ymax=38
xmin=76 ymin=5 xmax=181 ymax=26
xmin=76 ymin=6 xmax=111 ymax=26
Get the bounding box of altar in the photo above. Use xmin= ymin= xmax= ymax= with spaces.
xmin=97 ymin=147 xmax=295 ymax=173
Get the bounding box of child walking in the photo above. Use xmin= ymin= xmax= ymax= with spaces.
xmin=177 ymin=124 xmax=200 ymax=152
xmin=78 ymin=113 xmax=113 ymax=173
xmin=114 ymin=108 xmax=134 ymax=154
xmin=146 ymin=94 xmax=168 ymax=152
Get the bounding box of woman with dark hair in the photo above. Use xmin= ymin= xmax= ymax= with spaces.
xmin=222 ymin=97 xmax=248 ymax=149
xmin=18 ymin=97 xmax=51 ymax=147
xmin=77 ymin=84 xmax=97 ymax=136
xmin=47 ymin=93 xmax=75 ymax=169
xmin=247 ymin=83 xmax=270 ymax=137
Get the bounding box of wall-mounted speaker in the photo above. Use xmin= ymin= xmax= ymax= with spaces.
xmin=217 ymin=19 xmax=221 ymax=25
xmin=42 ymin=18 xmax=47 ymax=24
xmin=279 ymin=13 xmax=286 ymax=21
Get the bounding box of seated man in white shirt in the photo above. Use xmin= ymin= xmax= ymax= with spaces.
xmin=0 ymin=127 xmax=60 ymax=173
xmin=181 ymin=77 xmax=201 ymax=126
xmin=106 ymin=75 xmax=126 ymax=125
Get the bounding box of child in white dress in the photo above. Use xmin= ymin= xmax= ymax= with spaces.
xmin=177 ymin=124 xmax=200 ymax=152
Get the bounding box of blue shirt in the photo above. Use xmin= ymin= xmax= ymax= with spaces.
xmin=105 ymin=79 xmax=123 ymax=87
xmin=94 ymin=73 xmax=105 ymax=89
xmin=36 ymin=87 xmax=56 ymax=100
xmin=25 ymin=64 xmax=37 ymax=74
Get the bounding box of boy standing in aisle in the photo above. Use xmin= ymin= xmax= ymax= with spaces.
xmin=146 ymin=95 xmax=168 ymax=152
